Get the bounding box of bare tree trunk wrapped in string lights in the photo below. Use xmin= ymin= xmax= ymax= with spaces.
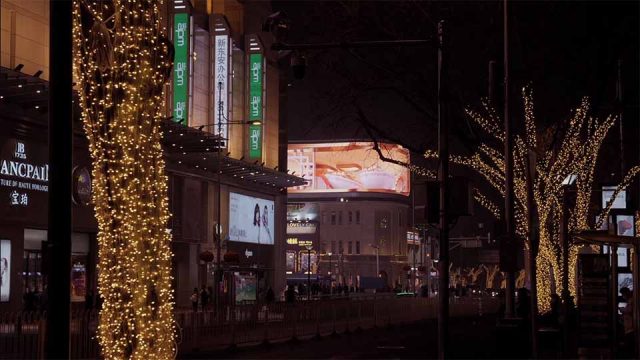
xmin=425 ymin=86 xmax=639 ymax=312
xmin=72 ymin=1 xmax=176 ymax=358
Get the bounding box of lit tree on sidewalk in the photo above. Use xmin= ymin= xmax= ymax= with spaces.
xmin=426 ymin=87 xmax=640 ymax=311
xmin=72 ymin=1 xmax=175 ymax=358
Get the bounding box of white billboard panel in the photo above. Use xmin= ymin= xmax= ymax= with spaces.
xmin=229 ymin=192 xmax=274 ymax=245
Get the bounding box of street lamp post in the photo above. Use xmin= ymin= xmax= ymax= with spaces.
xmin=327 ymin=252 xmax=333 ymax=296
xmin=306 ymin=245 xmax=312 ymax=301
xmin=214 ymin=81 xmax=262 ymax=317
xmin=370 ymin=244 xmax=380 ymax=277
xmin=560 ymin=175 xmax=576 ymax=357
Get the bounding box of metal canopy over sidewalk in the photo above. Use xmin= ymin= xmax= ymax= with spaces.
xmin=161 ymin=120 xmax=307 ymax=190
xmin=574 ymin=230 xmax=640 ymax=358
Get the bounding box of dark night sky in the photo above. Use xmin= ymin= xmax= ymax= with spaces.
xmin=272 ymin=0 xmax=639 ymax=228
xmin=273 ymin=1 xmax=638 ymax=172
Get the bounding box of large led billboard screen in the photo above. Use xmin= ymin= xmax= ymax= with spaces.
xmin=288 ymin=142 xmax=410 ymax=196
xmin=229 ymin=192 xmax=275 ymax=245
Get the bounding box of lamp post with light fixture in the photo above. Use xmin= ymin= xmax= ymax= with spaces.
xmin=370 ymin=244 xmax=380 ymax=277
xmin=559 ymin=174 xmax=576 ymax=357
xmin=305 ymin=244 xmax=313 ymax=301
xmin=327 ymin=252 xmax=333 ymax=296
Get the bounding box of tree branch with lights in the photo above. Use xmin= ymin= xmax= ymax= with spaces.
xmin=426 ymin=86 xmax=640 ymax=311
xmin=73 ymin=0 xmax=176 ymax=358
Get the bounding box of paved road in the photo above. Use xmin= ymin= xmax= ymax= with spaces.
xmin=182 ymin=314 xmax=539 ymax=359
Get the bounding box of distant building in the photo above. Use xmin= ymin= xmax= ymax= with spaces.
xmin=286 ymin=141 xmax=411 ymax=290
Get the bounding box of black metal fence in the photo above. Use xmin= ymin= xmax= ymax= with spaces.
xmin=0 ymin=295 xmax=498 ymax=359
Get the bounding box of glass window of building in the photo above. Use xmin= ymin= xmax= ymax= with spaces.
xmin=356 ymin=241 xmax=360 ymax=254
xmin=338 ymin=211 xmax=343 ymax=225
xmin=348 ymin=211 xmax=353 ymax=224
xmin=331 ymin=211 xmax=336 ymax=225
xmin=356 ymin=210 xmax=360 ymax=224
xmin=338 ymin=241 xmax=343 ymax=254
xmin=23 ymin=250 xmax=42 ymax=294
xmin=322 ymin=212 xmax=327 ymax=224
xmin=348 ymin=241 xmax=353 ymax=254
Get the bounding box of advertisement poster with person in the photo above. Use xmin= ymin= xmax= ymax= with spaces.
xmin=70 ymin=258 xmax=87 ymax=302
xmin=234 ymin=273 xmax=256 ymax=303
xmin=229 ymin=192 xmax=274 ymax=245
xmin=0 ymin=240 xmax=9 ymax=302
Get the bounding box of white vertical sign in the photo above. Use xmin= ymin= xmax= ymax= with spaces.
xmin=214 ymin=35 xmax=229 ymax=139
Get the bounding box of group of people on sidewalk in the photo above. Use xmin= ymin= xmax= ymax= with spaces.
xmin=190 ymin=286 xmax=211 ymax=312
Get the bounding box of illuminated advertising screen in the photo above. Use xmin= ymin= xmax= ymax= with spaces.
xmin=229 ymin=192 xmax=274 ymax=245
xmin=287 ymin=202 xmax=319 ymax=221
xmin=234 ymin=273 xmax=256 ymax=303
xmin=602 ymin=186 xmax=626 ymax=209
xmin=0 ymin=240 xmax=9 ymax=302
xmin=288 ymin=142 xmax=410 ymax=196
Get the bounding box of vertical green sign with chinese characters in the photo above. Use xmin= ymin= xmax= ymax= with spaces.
xmin=248 ymin=53 xmax=263 ymax=159
xmin=173 ymin=13 xmax=189 ymax=125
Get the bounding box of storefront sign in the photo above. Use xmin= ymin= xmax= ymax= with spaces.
xmin=214 ymin=34 xmax=229 ymax=139
xmin=286 ymin=237 xmax=313 ymax=248
xmin=0 ymin=139 xmax=48 ymax=209
xmin=0 ymin=240 xmax=10 ymax=302
xmin=72 ymin=166 xmax=92 ymax=205
xmin=172 ymin=12 xmax=190 ymax=125
xmin=286 ymin=222 xmax=317 ymax=235
xmin=298 ymin=240 xmax=313 ymax=248
xmin=226 ymin=241 xmax=273 ymax=269
xmin=248 ymin=53 xmax=263 ymax=159
xmin=407 ymin=231 xmax=420 ymax=245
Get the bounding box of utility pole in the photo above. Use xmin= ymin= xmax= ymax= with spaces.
xmin=46 ymin=0 xmax=72 ymax=357
xmin=526 ymin=152 xmax=539 ymax=358
xmin=616 ymin=59 xmax=625 ymax=178
xmin=502 ymin=0 xmax=516 ymax=318
xmin=436 ymin=20 xmax=449 ymax=360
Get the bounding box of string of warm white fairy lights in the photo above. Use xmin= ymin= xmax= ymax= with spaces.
xmin=72 ymin=0 xmax=175 ymax=358
xmin=424 ymin=86 xmax=639 ymax=312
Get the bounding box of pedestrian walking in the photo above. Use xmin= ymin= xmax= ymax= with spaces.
xmin=190 ymin=288 xmax=199 ymax=312
xmin=621 ymin=287 xmax=635 ymax=357
xmin=200 ymin=286 xmax=209 ymax=311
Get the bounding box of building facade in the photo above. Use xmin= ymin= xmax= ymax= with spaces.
xmin=0 ymin=0 xmax=302 ymax=310
xmin=286 ymin=141 xmax=411 ymax=290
